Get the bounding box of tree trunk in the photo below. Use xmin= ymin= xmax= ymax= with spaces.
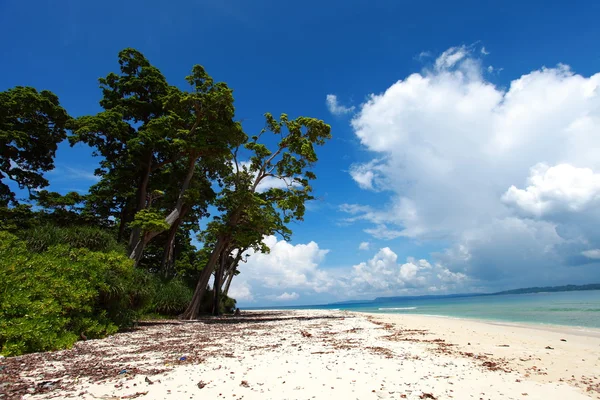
xmin=117 ymin=201 xmax=130 ymax=243
xmin=212 ymin=250 xmax=227 ymax=316
xmin=160 ymin=205 xmax=188 ymax=276
xmin=128 ymin=153 xmax=153 ymax=257
xmin=129 ymin=232 xmax=148 ymax=265
xmin=128 ymin=157 xmax=197 ymax=265
xmin=223 ymin=270 xmax=234 ymax=297
xmin=161 ymin=221 xmax=179 ymax=277
xmin=221 ymin=250 xmax=242 ymax=291
xmin=180 ymin=236 xmax=228 ymax=320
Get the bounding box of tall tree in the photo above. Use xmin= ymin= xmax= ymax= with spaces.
xmin=69 ymin=48 xmax=170 ymax=258
xmin=181 ymin=113 xmax=331 ymax=319
xmin=70 ymin=49 xmax=244 ymax=265
xmin=0 ymin=87 xmax=69 ymax=206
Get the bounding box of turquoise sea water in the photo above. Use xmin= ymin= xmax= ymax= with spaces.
xmin=253 ymin=290 xmax=600 ymax=329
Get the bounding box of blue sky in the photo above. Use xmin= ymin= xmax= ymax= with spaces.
xmin=2 ymin=0 xmax=600 ymax=306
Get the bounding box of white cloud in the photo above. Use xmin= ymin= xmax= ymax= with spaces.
xmin=344 ymin=45 xmax=600 ymax=288
xmin=266 ymin=292 xmax=300 ymax=301
xmin=358 ymin=241 xmax=370 ymax=251
xmin=364 ymin=225 xmax=404 ymax=240
xmin=344 ymin=248 xmax=468 ymax=297
xmin=227 ymin=237 xmax=469 ymax=304
xmin=228 ymin=235 xmax=332 ymax=304
xmin=502 ymin=163 xmax=600 ymax=217
xmin=415 ymin=51 xmax=433 ymax=61
xmin=434 ymin=45 xmax=469 ymax=70
xmin=481 ymin=46 xmax=490 ymax=55
xmin=348 ymin=159 xmax=389 ymax=191
xmin=582 ymin=249 xmax=600 ymax=259
xmin=326 ymin=94 xmax=355 ymax=115
xmin=227 ymin=280 xmax=254 ymax=302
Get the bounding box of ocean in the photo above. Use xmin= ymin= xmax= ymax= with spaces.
xmin=251 ymin=290 xmax=600 ymax=329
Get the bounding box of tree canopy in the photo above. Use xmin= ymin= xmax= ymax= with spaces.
xmin=0 ymin=86 xmax=70 ymax=206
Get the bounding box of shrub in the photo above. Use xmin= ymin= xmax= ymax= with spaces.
xmin=198 ymin=289 xmax=237 ymax=315
xmin=0 ymin=231 xmax=140 ymax=356
xmin=24 ymin=224 xmax=124 ymax=253
xmin=151 ymin=277 xmax=193 ymax=316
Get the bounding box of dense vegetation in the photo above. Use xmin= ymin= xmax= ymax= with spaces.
xmin=0 ymin=48 xmax=331 ymax=355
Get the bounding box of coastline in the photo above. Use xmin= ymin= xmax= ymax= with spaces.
xmin=357 ymin=310 xmax=600 ymax=338
xmin=2 ymin=310 xmax=598 ymax=399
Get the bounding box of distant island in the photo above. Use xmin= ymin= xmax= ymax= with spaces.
xmin=331 ymin=283 xmax=600 ymax=305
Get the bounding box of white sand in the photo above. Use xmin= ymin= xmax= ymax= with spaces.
xmin=17 ymin=310 xmax=600 ymax=399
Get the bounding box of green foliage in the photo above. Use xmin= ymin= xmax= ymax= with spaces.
xmin=220 ymin=295 xmax=237 ymax=314
xmin=130 ymin=209 xmax=170 ymax=233
xmin=151 ymin=277 xmax=193 ymax=315
xmin=0 ymin=232 xmax=145 ymax=356
xmin=0 ymin=204 xmax=35 ymax=232
xmin=0 ymin=86 xmax=70 ymax=206
xmin=24 ymin=224 xmax=124 ymax=253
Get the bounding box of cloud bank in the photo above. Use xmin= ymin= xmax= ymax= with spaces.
xmin=343 ymin=46 xmax=600 ymax=289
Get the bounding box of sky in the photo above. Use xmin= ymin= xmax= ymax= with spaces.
xmin=2 ymin=0 xmax=600 ymax=306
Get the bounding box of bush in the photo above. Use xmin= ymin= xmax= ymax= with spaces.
xmin=24 ymin=224 xmax=124 ymax=253
xmin=0 ymin=231 xmax=142 ymax=356
xmin=151 ymin=277 xmax=193 ymax=316
xmin=198 ymin=289 xmax=237 ymax=315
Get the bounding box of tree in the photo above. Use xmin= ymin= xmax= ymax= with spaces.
xmin=69 ymin=48 xmax=171 ymax=259
xmin=181 ymin=113 xmax=331 ymax=319
xmin=0 ymin=87 xmax=69 ymax=206
xmin=70 ymin=49 xmax=245 ymax=266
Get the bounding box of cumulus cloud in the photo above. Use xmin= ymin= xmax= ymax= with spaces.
xmin=502 ymin=163 xmax=600 ymax=217
xmin=227 ymin=237 xmax=469 ymax=304
xmin=326 ymin=94 xmax=355 ymax=115
xmin=344 ymin=45 xmax=600 ymax=289
xmin=227 ymin=280 xmax=254 ymax=302
xmin=358 ymin=241 xmax=370 ymax=251
xmin=342 ymin=248 xmax=468 ymax=298
xmin=228 ymin=235 xmax=332 ymax=304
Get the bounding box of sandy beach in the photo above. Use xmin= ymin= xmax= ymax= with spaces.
xmin=1 ymin=310 xmax=599 ymax=400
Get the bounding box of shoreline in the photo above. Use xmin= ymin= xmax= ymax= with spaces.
xmin=1 ymin=309 xmax=598 ymax=399
xmin=352 ymin=310 xmax=600 ymax=338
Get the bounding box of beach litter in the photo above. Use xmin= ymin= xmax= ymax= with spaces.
xmin=118 ymin=369 xmax=128 ymax=375
xmin=121 ymin=391 xmax=149 ymax=399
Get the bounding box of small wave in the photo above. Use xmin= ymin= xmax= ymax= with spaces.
xmin=378 ymin=307 xmax=417 ymax=311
